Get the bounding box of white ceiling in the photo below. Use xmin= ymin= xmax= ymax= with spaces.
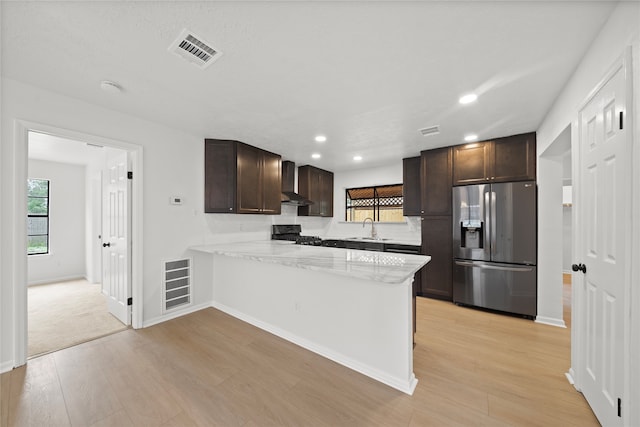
xmin=28 ymin=131 xmax=105 ymax=167
xmin=2 ymin=1 xmax=616 ymax=172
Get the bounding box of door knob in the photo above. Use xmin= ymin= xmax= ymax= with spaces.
xmin=102 ymin=242 xmax=111 ymax=247
xmin=571 ymin=263 xmax=587 ymax=274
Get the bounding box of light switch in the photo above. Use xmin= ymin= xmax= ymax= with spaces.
xmin=170 ymin=196 xmax=183 ymax=205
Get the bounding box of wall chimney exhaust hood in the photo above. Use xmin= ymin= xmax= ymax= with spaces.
xmin=281 ymin=160 xmax=313 ymax=206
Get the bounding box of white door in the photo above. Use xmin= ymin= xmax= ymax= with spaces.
xmin=102 ymin=150 xmax=131 ymax=325
xmin=575 ymin=61 xmax=629 ymax=426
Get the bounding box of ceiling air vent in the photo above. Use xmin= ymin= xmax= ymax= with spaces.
xmin=419 ymin=125 xmax=440 ymax=137
xmin=168 ymin=29 xmax=222 ymax=69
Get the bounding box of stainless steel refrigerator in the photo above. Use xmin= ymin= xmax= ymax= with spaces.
xmin=452 ymin=181 xmax=537 ymax=318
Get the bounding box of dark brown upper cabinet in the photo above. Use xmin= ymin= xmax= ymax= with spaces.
xmin=452 ymin=132 xmax=536 ymax=186
xmin=402 ymin=156 xmax=421 ymax=216
xmin=452 ymin=141 xmax=493 ymax=185
xmin=421 ymin=147 xmax=452 ymax=216
xmin=297 ymin=165 xmax=334 ymax=217
xmin=204 ymin=139 xmax=281 ymax=214
xmin=492 ymin=133 xmax=536 ymax=182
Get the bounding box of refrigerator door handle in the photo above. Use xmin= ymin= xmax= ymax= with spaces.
xmin=491 ymin=191 xmax=497 ymax=257
xmin=454 ymin=260 xmax=534 ymax=273
xmin=484 ymin=190 xmax=491 ymax=258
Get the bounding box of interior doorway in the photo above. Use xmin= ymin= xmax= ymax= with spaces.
xmin=561 ymin=148 xmax=573 ymax=327
xmin=26 ymin=130 xmax=131 ymax=357
xmin=537 ymin=125 xmax=572 ymax=328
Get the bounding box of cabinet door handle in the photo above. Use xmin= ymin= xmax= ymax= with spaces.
xmin=102 ymin=242 xmax=111 ymax=247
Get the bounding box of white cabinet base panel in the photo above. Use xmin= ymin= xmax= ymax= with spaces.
xmin=207 ymin=254 xmax=417 ymax=395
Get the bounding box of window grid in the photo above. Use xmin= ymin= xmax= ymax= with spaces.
xmin=27 ymin=179 xmax=50 ymax=255
xmin=345 ymin=184 xmax=403 ymax=222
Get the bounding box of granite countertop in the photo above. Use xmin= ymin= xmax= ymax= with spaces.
xmin=189 ymin=241 xmax=430 ymax=284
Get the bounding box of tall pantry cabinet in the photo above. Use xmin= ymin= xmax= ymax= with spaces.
xmin=420 ymin=147 xmax=453 ymax=300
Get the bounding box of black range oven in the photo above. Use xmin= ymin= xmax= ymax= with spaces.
xmin=271 ymin=224 xmax=323 ymax=246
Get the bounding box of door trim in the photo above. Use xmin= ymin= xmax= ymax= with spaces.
xmin=12 ymin=120 xmax=144 ymax=367
xmin=571 ymin=46 xmax=635 ymax=422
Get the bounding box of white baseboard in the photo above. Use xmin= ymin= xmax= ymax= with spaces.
xmin=535 ymin=316 xmax=567 ymax=328
xmin=565 ymin=371 xmax=575 ymax=385
xmin=142 ymin=302 xmax=211 ymax=328
xmin=566 ymin=368 xmax=581 ymax=391
xmin=0 ymin=360 xmax=14 ymax=374
xmin=211 ymin=300 xmax=417 ymax=395
xmin=27 ymin=275 xmax=86 ymax=287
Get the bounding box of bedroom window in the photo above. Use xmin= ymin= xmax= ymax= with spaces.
xmin=345 ymin=184 xmax=404 ymax=222
xmin=27 ymin=178 xmax=50 ymax=255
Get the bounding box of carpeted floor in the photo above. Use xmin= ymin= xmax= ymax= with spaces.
xmin=28 ymin=279 xmax=128 ymax=357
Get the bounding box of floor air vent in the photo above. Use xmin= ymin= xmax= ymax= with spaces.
xmin=163 ymin=258 xmax=191 ymax=312
xmin=168 ymin=29 xmax=222 ymax=69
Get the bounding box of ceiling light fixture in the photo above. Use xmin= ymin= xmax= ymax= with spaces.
xmin=464 ymin=134 xmax=478 ymax=142
xmin=100 ymin=80 xmax=123 ymax=94
xmin=315 ymin=135 xmax=327 ymax=143
xmin=311 ymin=153 xmax=321 ymax=159
xmin=459 ymin=93 xmax=478 ymax=105
xmin=353 ymin=155 xmax=363 ymax=161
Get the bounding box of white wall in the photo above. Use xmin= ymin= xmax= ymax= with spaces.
xmin=327 ymin=163 xmax=422 ymax=244
xmin=0 ymin=79 xmax=203 ymax=366
xmin=562 ymin=204 xmax=572 ymax=273
xmin=536 ymin=2 xmax=640 ymax=323
xmin=27 ymin=159 xmax=86 ymax=285
xmin=536 ymin=2 xmax=640 ymax=423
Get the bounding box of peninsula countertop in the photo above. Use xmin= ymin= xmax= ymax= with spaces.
xmin=189 ymin=241 xmax=430 ymax=284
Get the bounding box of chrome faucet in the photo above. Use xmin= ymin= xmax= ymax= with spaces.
xmin=362 ymin=217 xmax=377 ymax=239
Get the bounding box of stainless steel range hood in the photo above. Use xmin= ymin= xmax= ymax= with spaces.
xmin=281 ymin=160 xmax=313 ymax=206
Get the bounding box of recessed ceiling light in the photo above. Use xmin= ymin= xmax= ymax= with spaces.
xmin=314 ymin=135 xmax=327 ymax=143
xmin=311 ymin=153 xmax=321 ymax=159
xmin=459 ymin=93 xmax=477 ymax=105
xmin=464 ymin=134 xmax=478 ymax=142
xmin=100 ymin=80 xmax=122 ymax=94
xmin=353 ymin=155 xmax=363 ymax=161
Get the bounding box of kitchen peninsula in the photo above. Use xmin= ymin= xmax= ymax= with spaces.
xmin=190 ymin=241 xmax=430 ymax=394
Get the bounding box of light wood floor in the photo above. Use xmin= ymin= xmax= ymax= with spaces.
xmin=1 ymin=286 xmax=597 ymax=427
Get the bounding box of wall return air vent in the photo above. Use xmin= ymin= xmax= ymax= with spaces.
xmin=168 ymin=29 xmax=222 ymax=69
xmin=163 ymin=258 xmax=192 ymax=313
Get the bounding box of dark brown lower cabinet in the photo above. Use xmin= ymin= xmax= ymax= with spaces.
xmin=420 ymin=216 xmax=453 ymax=300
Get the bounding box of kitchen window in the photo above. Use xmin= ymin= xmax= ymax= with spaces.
xmin=345 ymin=184 xmax=404 ymax=222
xmin=27 ymin=178 xmax=50 ymax=255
